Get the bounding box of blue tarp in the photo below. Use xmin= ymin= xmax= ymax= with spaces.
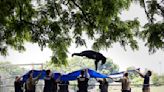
xmin=22 ymin=69 xmax=109 ymax=82
xmin=60 ymin=69 xmax=109 ymax=81
xmin=22 ymin=70 xmax=46 ymax=82
xmin=22 ymin=68 xmax=139 ymax=82
xmin=108 ymin=68 xmax=140 ymax=78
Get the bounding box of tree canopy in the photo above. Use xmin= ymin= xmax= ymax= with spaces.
xmin=134 ymin=0 xmax=164 ymax=53
xmin=1 ymin=0 xmax=163 ymax=64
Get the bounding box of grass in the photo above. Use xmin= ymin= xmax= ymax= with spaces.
xmin=107 ymin=85 xmax=164 ymax=92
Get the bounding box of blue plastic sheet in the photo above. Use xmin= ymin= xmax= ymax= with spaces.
xmin=108 ymin=68 xmax=140 ymax=78
xmin=22 ymin=68 xmax=139 ymax=82
xmin=22 ymin=69 xmax=109 ymax=82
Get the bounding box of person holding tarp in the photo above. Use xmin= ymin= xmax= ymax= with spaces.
xmin=52 ymin=73 xmax=61 ymax=92
xmin=43 ymin=69 xmax=54 ymax=92
xmin=25 ymin=70 xmax=42 ymax=92
xmin=58 ymin=80 xmax=69 ymax=92
xmin=14 ymin=76 xmax=23 ymax=92
xmin=96 ymin=78 xmax=109 ymax=92
xmin=77 ymin=69 xmax=90 ymax=92
xmin=114 ymin=72 xmax=131 ymax=92
xmin=135 ymin=69 xmax=152 ymax=92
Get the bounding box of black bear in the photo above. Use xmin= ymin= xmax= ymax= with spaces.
xmin=72 ymin=50 xmax=106 ymax=70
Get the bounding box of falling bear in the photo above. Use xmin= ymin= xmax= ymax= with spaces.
xmin=72 ymin=50 xmax=106 ymax=70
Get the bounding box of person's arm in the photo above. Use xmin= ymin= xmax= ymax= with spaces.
xmin=108 ymin=77 xmax=114 ymax=83
xmin=135 ymin=69 xmax=145 ymax=78
xmin=108 ymin=76 xmax=113 ymax=80
xmin=84 ymin=69 xmax=90 ymax=79
xmin=114 ymin=78 xmax=122 ymax=82
xmin=95 ymin=78 xmax=102 ymax=82
xmin=56 ymin=73 xmax=62 ymax=82
xmin=33 ymin=71 xmax=42 ymax=82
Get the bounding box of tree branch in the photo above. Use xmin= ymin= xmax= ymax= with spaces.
xmin=54 ymin=3 xmax=65 ymax=23
xmin=71 ymin=0 xmax=95 ymax=27
xmin=18 ymin=2 xmax=22 ymax=21
xmin=21 ymin=20 xmax=43 ymax=31
xmin=157 ymin=4 xmax=164 ymax=17
xmin=142 ymin=0 xmax=154 ymax=23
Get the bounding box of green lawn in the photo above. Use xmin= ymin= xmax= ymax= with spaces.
xmin=107 ymin=86 xmax=164 ymax=92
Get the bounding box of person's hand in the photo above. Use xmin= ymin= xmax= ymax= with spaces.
xmin=135 ymin=68 xmax=140 ymax=72
xmin=49 ymin=72 xmax=53 ymax=76
xmin=109 ymin=77 xmax=113 ymax=80
xmin=30 ymin=72 xmax=33 ymax=77
xmin=59 ymin=73 xmax=62 ymax=77
xmin=84 ymin=68 xmax=88 ymax=72
xmin=19 ymin=76 xmax=23 ymax=79
xmin=137 ymin=68 xmax=140 ymax=71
